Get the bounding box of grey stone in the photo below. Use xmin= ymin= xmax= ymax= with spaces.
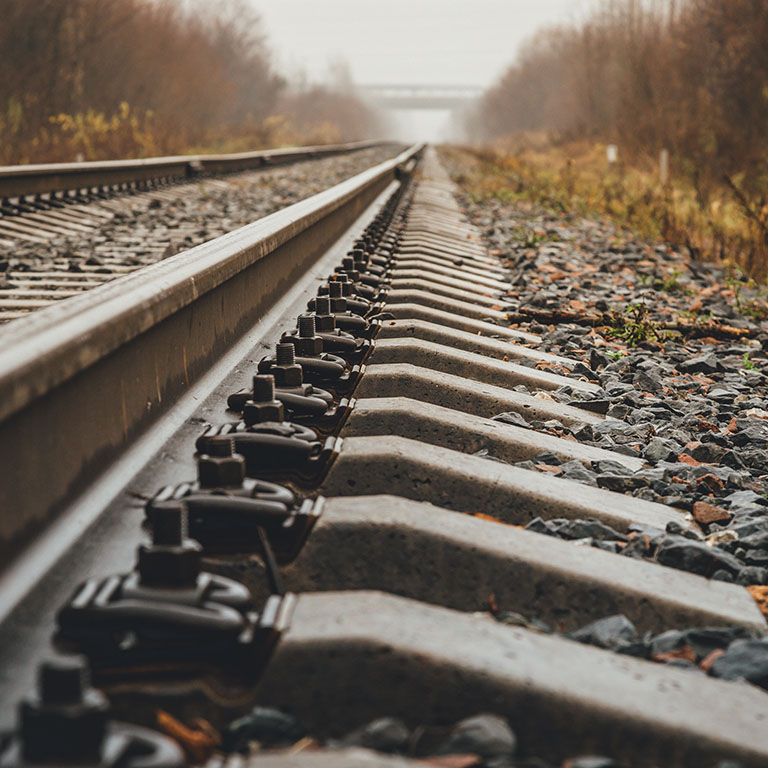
xmin=338 ymin=717 xmax=410 ymax=753
xmin=524 ymin=517 xmax=558 ymax=536
xmin=665 ymin=521 xmax=703 ymax=541
xmin=712 ymin=570 xmax=736 ymax=583
xmin=690 ymin=442 xmax=727 ymax=463
xmin=224 ymin=707 xmax=306 ymax=753
xmin=569 ymin=614 xmax=638 ymax=651
xmin=533 ymin=452 xmax=562 ymax=466
xmin=436 ymin=714 xmax=516 ymax=758
xmin=596 ymin=474 xmax=648 ymax=493
xmin=590 ymin=459 xmax=632 ymax=475
xmin=725 ymin=490 xmax=768 ymax=508
xmin=736 ymin=566 xmax=768 ymax=586
xmin=558 ymin=461 xmax=599 ymax=487
xmin=678 ymin=353 xmax=721 ymax=374
xmin=633 ymin=369 xmax=663 ymax=394
xmin=708 ymin=387 xmax=740 ymax=403
xmin=731 ymin=420 xmax=768 ymax=447
xmin=553 ymin=518 xmax=627 ymax=542
xmin=644 ymin=437 xmax=681 ymax=463
xmin=655 ymin=536 xmax=744 ymax=577
xmin=571 ymin=422 xmax=596 ymax=442
xmin=492 ymin=411 xmax=530 ymax=429
xmin=710 ymin=639 xmax=768 ymax=689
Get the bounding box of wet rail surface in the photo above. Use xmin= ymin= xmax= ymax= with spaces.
xmin=0 ymin=146 xmax=766 ymax=768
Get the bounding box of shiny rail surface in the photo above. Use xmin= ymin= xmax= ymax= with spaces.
xmin=0 ymin=144 xmax=420 ymax=561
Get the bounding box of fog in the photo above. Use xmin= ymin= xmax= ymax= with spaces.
xmin=253 ymin=0 xmax=599 ymax=141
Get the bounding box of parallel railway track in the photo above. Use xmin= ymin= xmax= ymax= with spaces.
xmin=0 ymin=145 xmax=766 ymax=768
xmin=0 ymin=141 xmax=395 ymax=322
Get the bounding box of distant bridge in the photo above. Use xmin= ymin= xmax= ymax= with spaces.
xmin=358 ymin=84 xmax=483 ymax=111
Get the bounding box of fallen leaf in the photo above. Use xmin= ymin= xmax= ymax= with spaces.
xmin=287 ymin=737 xmax=320 ymax=754
xmin=699 ymin=648 xmax=726 ymax=672
xmin=652 ymin=645 xmax=697 ymax=664
xmin=157 ymin=710 xmax=219 ymax=764
xmin=422 ymin=756 xmax=481 ymax=768
xmin=471 ymin=512 xmax=510 ymax=525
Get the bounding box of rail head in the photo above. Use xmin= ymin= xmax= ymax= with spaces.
xmin=0 ymin=144 xmax=422 ymax=426
xmin=0 ymin=139 xmax=389 ymax=198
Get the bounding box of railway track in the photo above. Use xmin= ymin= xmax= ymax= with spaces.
xmin=0 ymin=141 xmax=396 ymax=322
xmin=0 ymin=145 xmax=766 ymax=768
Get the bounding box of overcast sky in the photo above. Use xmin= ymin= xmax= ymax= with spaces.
xmin=252 ymin=0 xmax=598 ymax=88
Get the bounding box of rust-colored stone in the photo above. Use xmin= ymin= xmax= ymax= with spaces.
xmin=692 ymin=501 xmax=731 ymax=525
xmin=747 ymin=585 xmax=768 ymax=617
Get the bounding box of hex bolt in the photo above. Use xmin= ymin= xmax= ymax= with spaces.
xmin=298 ymin=314 xmax=316 ymax=338
xmin=243 ymin=374 xmax=284 ymax=425
xmin=39 ymin=656 xmax=87 ymax=706
xmin=293 ymin=314 xmax=323 ymax=356
xmin=252 ymin=373 xmax=276 ymax=401
xmin=276 ymin=342 xmax=296 ymax=366
xmin=139 ymin=504 xmax=201 ymax=588
xmin=272 ymin=342 xmax=303 ymax=387
xmin=313 ymin=297 xmax=335 ymax=331
xmin=151 ymin=505 xmax=187 ymax=546
xmin=316 ymin=296 xmax=332 ymax=315
xmin=332 ymin=274 xmax=353 ymax=297
xmin=197 ymin=436 xmax=245 ymax=488
xmin=326 ymin=281 xmax=347 ymax=311
xmin=205 ymin=434 xmax=235 ymax=457
xmin=341 ymin=257 xmax=360 ymax=280
xmin=20 ymin=656 xmax=109 ymax=763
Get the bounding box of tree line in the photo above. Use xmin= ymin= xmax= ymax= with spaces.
xmin=469 ymin=0 xmax=768 ymax=194
xmin=0 ymin=0 xmax=382 ymax=163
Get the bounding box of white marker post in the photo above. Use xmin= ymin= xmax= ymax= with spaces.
xmin=606 ymin=144 xmax=618 ymax=165
xmin=660 ymin=149 xmax=669 ymax=187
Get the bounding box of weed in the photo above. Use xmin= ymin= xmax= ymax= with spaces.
xmin=743 ymin=300 xmax=768 ymax=322
xmin=656 ymin=268 xmax=692 ymax=294
xmin=607 ymin=302 xmax=668 ymax=346
xmin=743 ymin=353 xmax=757 ymax=371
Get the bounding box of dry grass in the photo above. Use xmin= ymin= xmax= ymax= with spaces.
xmin=452 ymin=140 xmax=768 ymax=282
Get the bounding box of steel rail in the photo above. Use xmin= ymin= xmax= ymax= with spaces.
xmin=0 ymin=139 xmax=385 ymax=199
xmin=0 ymin=143 xmax=422 ymax=564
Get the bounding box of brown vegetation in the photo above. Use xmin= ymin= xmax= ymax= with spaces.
xmin=0 ymin=0 xmax=382 ymax=164
xmin=468 ymin=0 xmax=768 ymax=278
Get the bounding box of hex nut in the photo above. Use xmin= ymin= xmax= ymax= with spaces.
xmin=243 ymin=399 xmax=284 ymax=425
xmin=272 ymin=363 xmax=303 ymax=387
xmin=198 ymin=452 xmax=245 ymax=488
